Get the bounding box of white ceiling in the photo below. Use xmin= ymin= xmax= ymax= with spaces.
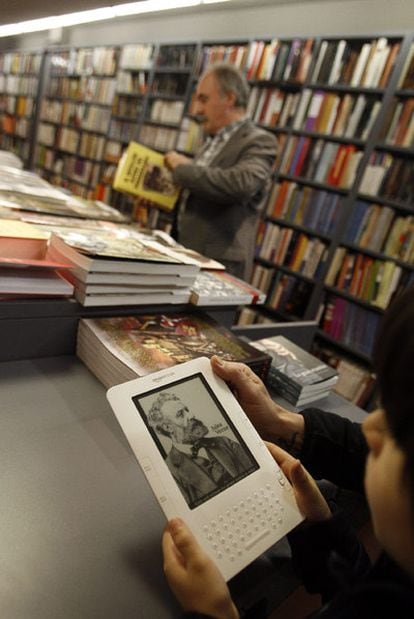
xmin=0 ymin=0 xmax=342 ymax=27
xmin=1 ymin=1 xmax=142 ymax=25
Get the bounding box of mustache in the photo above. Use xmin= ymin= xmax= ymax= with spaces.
xmin=188 ymin=113 xmax=207 ymax=125
xmin=187 ymin=419 xmax=205 ymax=431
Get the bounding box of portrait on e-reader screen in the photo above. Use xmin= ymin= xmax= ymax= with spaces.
xmin=132 ymin=373 xmax=259 ymax=509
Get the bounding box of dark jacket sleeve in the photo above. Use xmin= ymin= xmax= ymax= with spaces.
xmin=299 ymin=407 xmax=368 ymax=494
xmin=288 ymin=506 xmax=371 ymax=603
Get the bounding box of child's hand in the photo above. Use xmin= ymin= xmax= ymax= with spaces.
xmin=266 ymin=442 xmax=332 ymax=522
xmin=210 ymin=356 xmax=297 ymax=443
xmin=162 ymin=518 xmax=239 ymax=619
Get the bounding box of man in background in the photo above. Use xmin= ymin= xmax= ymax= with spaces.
xmin=164 ymin=63 xmax=277 ymax=281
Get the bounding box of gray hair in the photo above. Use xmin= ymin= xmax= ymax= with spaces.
xmin=205 ymin=62 xmax=250 ymax=108
xmin=147 ymin=392 xmax=180 ymax=429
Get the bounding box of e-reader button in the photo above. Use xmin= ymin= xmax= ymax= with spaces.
xmin=142 ymin=459 xmax=169 ymax=504
xmin=244 ymin=528 xmax=270 ymax=551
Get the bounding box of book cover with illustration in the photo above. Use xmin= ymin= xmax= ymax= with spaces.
xmin=77 ymin=312 xmax=271 ymax=388
xmin=47 ymin=227 xmax=199 ymax=277
xmin=113 ymin=141 xmax=180 ymax=211
xmin=251 ymin=335 xmax=338 ymax=405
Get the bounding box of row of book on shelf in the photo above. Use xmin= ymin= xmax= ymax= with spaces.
xmin=321 ymin=294 xmax=382 ymax=358
xmin=256 ymin=225 xmax=328 ymax=279
xmin=280 ymin=136 xmax=363 ymax=189
xmin=265 ymin=181 xmax=341 ymax=234
xmin=248 ymin=86 xmax=382 ymax=142
xmin=325 ymin=247 xmax=412 ymax=310
xmin=3 ymin=36 xmax=410 ymax=86
xmin=360 ymin=153 xmax=413 ymax=204
xmin=343 ymin=200 xmax=413 ymax=260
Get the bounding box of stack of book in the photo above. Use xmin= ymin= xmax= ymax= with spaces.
xmin=0 ymin=164 xmax=128 ymax=223
xmin=47 ymin=226 xmax=200 ymax=307
xmin=0 ymin=218 xmax=74 ymax=298
xmin=250 ymin=335 xmax=338 ymax=407
xmin=77 ymin=311 xmax=271 ymax=388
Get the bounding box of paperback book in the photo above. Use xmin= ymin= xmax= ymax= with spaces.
xmin=250 ymin=335 xmax=338 ymax=406
xmin=190 ymin=270 xmax=266 ymax=306
xmin=47 ymin=228 xmax=200 ymax=277
xmin=77 ymin=312 xmax=271 ymax=388
xmin=72 ymin=286 xmax=191 ymax=307
xmin=113 ymin=141 xmax=180 ymax=211
xmin=0 ymin=218 xmax=49 ymax=259
xmin=0 ymin=268 xmax=73 ymax=297
xmin=0 ymin=188 xmax=128 ymax=223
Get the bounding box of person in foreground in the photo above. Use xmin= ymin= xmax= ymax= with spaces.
xmin=162 ymin=286 xmax=414 ymax=618
xmin=164 ymin=63 xmax=277 ymax=280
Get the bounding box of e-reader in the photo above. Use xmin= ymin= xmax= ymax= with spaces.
xmin=106 ymin=356 xmax=303 ymax=580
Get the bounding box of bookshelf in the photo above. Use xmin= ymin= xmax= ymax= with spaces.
xmin=95 ymin=43 xmax=155 ymax=213
xmin=35 ymin=46 xmax=120 ymax=199
xmin=0 ymin=49 xmax=43 ymax=166
xmin=136 ymin=43 xmax=199 ymax=152
xmin=247 ymin=33 xmax=413 ymax=373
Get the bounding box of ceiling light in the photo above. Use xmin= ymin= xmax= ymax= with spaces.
xmin=0 ymin=0 xmax=232 ymax=39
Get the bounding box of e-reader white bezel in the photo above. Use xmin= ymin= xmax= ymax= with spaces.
xmin=106 ymin=356 xmax=303 ymax=580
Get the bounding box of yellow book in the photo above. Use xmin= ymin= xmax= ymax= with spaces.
xmin=113 ymin=141 xmax=180 ymax=211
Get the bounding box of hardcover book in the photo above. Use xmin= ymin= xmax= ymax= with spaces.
xmin=113 ymin=141 xmax=180 ymax=211
xmin=250 ymin=335 xmax=338 ymax=406
xmin=77 ymin=312 xmax=271 ymax=388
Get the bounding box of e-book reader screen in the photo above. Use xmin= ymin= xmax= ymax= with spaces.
xmin=132 ymin=372 xmax=259 ymax=509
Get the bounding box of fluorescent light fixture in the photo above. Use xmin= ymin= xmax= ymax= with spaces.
xmin=0 ymin=0 xmax=231 ymax=38
xmin=114 ymin=1 xmax=200 ymax=17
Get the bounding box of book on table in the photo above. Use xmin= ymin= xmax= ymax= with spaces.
xmin=72 ymin=286 xmax=191 ymax=307
xmin=0 ymin=218 xmax=74 ymax=298
xmin=0 ymin=267 xmax=73 ymax=297
xmin=0 ymin=218 xmax=49 ymax=259
xmin=190 ymin=270 xmax=266 ymax=306
xmin=47 ymin=228 xmax=200 ymax=277
xmin=0 ymin=164 xmax=128 ymax=223
xmin=250 ymin=335 xmax=338 ymax=406
xmin=0 ymin=150 xmax=23 ymax=169
xmin=113 ymin=141 xmax=180 ymax=211
xmin=77 ymin=311 xmax=271 ymax=388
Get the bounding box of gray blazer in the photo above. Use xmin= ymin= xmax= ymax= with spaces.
xmin=173 ymin=119 xmax=277 ymax=280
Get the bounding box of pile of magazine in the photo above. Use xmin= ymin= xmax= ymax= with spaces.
xmin=250 ymin=335 xmax=338 ymax=407
xmin=77 ymin=311 xmax=271 ymax=388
